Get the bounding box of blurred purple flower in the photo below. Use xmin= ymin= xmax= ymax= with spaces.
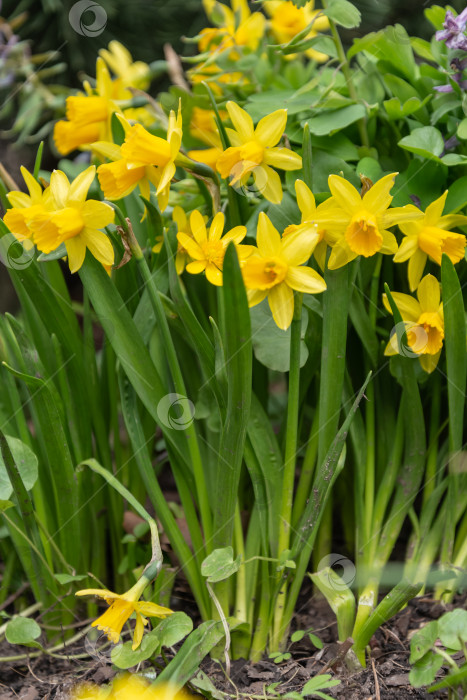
xmin=434 ymin=57 xmax=467 ymax=93
xmin=436 ymin=8 xmax=467 ymax=50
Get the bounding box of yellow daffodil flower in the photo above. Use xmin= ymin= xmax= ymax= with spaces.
xmin=320 ymin=173 xmax=424 ymax=270
xmin=54 ymin=55 xmax=153 ymax=156
xmin=393 ymin=191 xmax=467 ymax=291
xmin=153 ymin=206 xmax=204 ymax=274
xmin=283 ymin=179 xmax=343 ymax=270
xmin=72 ymin=674 xmax=192 ymax=700
xmin=76 ymin=577 xmax=172 ymax=650
xmin=199 ymin=0 xmax=265 ymax=55
xmin=242 ymin=211 xmax=326 ymax=330
xmin=216 ymin=102 xmax=302 ymax=204
xmin=96 ymin=107 xmax=182 ymax=212
xmin=177 ymin=209 xmax=250 ymax=285
xmin=29 ymin=166 xmax=115 ymax=273
xmin=99 ymin=40 xmax=150 ymax=89
xmin=383 ymin=274 xmax=444 ymax=374
xmin=264 ymin=0 xmax=330 ymax=61
xmin=3 ymin=166 xmax=53 ymax=242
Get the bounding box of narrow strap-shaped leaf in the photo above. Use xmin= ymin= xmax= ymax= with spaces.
xmin=212 ymin=243 xmax=252 ymax=550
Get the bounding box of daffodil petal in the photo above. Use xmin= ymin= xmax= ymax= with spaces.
xmin=438 ymin=213 xmax=467 ymax=230
xmin=247 ymin=288 xmax=267 ymax=307
xmin=286 ymin=265 xmax=326 ymax=293
xmin=393 ymin=235 xmax=419 ymax=262
xmin=295 ymin=180 xmax=316 ymax=221
xmin=172 ymin=205 xmax=187 ymax=231
xmin=135 ymin=601 xmax=173 ymax=617
xmin=226 ymin=101 xmax=254 ymax=141
xmin=382 ymin=291 xmax=420 ymax=321
xmin=156 ymin=162 xmax=176 ymax=194
xmin=7 ymin=192 xmax=31 ymax=209
xmin=50 ymin=170 xmax=71 ymax=208
xmin=64 ymin=236 xmax=86 ymax=273
xmin=282 ymin=229 xmax=314 ymax=266
xmin=380 ymin=229 xmax=398 ymax=254
xmin=68 ymin=166 xmax=97 ymax=204
xmin=254 ymin=109 xmax=287 ymax=147
xmin=263 ymin=147 xmax=302 ymax=171
xmin=82 ymin=200 xmax=115 ymax=229
xmin=257 ymin=212 xmax=281 ymax=256
xmin=253 ymin=164 xmax=282 ymax=204
xmin=419 ymin=350 xmax=441 ymax=373
xmin=424 ymin=191 xmax=447 ymax=226
xmin=132 ymin=613 xmax=146 ymax=650
xmin=75 ymin=589 xmax=119 ymax=599
xmin=186 ymin=259 xmax=207 ymax=273
xmin=328 ymin=175 xmax=361 ymax=212
xmin=268 ymin=282 xmax=294 ymax=330
xmin=21 ymin=166 xmax=42 ymax=202
xmin=408 ymin=249 xmax=427 ymax=291
xmin=81 ymin=228 xmax=115 ymax=267
xmin=380 ymin=205 xmax=424 ymax=229
xmin=327 ymin=238 xmax=357 ymax=269
xmin=223 ymin=225 xmax=247 ymax=245
xmin=362 ymin=172 xmax=397 ymax=214
xmin=417 ymin=273 xmax=440 ymax=312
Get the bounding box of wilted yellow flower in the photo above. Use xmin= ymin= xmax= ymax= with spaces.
xmin=393 ymin=191 xmax=467 ymax=291
xmin=319 ymin=173 xmax=424 ymax=269
xmin=3 ymin=166 xmax=53 ymax=242
xmin=29 ymin=166 xmax=115 ymax=273
xmin=216 ymin=101 xmax=302 ymax=204
xmin=99 ymin=40 xmax=150 ymax=89
xmin=242 ymin=211 xmax=326 ymax=330
xmin=264 ymin=0 xmax=330 ymax=61
xmin=177 ymin=209 xmax=251 ymax=285
xmin=76 ymin=578 xmax=172 ymax=651
xmin=199 ymin=0 xmax=265 ymax=55
xmin=383 ymin=274 xmax=444 ymax=374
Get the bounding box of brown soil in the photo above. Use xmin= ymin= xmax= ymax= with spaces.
xmin=1 ymin=588 xmax=464 ymax=700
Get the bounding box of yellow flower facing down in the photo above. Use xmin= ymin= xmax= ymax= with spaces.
xmin=99 ymin=40 xmax=150 ymax=90
xmin=3 ymin=166 xmax=53 ymax=242
xmin=76 ymin=578 xmax=172 ymax=651
xmin=29 ymin=166 xmax=115 ymax=273
xmin=199 ymin=0 xmax=265 ymax=55
xmin=394 ymin=190 xmax=467 ymax=291
xmin=264 ymin=0 xmax=330 ymax=62
xmin=72 ymin=674 xmax=193 ymax=700
xmin=216 ymin=102 xmax=302 ymax=204
xmin=177 ymin=209 xmax=250 ymax=285
xmin=242 ymin=211 xmax=326 ymax=330
xmin=383 ymin=274 xmax=444 ymax=374
xmin=319 ymin=173 xmax=424 ymax=270
xmin=96 ymin=106 xmax=182 ymax=212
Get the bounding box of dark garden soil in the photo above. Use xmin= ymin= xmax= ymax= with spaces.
xmin=1 ymin=587 xmax=465 ymax=700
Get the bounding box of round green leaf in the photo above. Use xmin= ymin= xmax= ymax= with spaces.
xmin=0 ymin=436 xmax=39 ymax=500
xmin=437 ymin=609 xmax=467 ymax=650
xmin=6 ymin=616 xmax=41 ymax=646
xmin=201 ymin=546 xmax=242 ymax=583
xmin=398 ymin=127 xmax=444 ymax=160
xmin=155 ymin=612 xmax=193 ymax=647
xmin=250 ymin=301 xmax=308 ymax=372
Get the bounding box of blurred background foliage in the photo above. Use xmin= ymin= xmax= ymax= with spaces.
xmin=2 ymin=0 xmax=467 ymax=84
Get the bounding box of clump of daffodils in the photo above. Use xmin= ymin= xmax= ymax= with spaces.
xmin=71 ymin=673 xmax=193 ymax=700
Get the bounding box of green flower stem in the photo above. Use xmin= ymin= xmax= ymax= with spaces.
xmin=234 ymin=505 xmax=247 ymax=623
xmin=123 ymin=220 xmax=213 ymax=548
xmin=272 ymin=293 xmax=303 ymax=647
xmin=363 ymin=379 xmax=375 ymax=552
xmin=250 ymin=560 xmax=272 ymax=662
xmin=322 ymin=3 xmax=370 ymax=150
xmin=423 ymin=372 xmax=441 ymax=507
